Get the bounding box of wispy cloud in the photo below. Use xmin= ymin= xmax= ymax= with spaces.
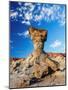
xmin=10 ymin=2 xmax=65 ymax=26
xmin=17 ymin=31 xmax=29 ymax=38
xmin=50 ymin=40 xmax=62 ymax=48
xmin=21 ymin=20 xmax=31 ymax=25
xmin=24 ymin=12 xmax=32 ymax=21
xmin=10 ymin=11 xmax=18 ymax=19
xmin=24 ymin=2 xmax=35 ymax=11
xmin=33 ymin=4 xmax=65 ymax=25
xmin=21 ymin=12 xmax=32 ymax=25
xmin=10 ymin=40 xmax=14 ymax=50
xmin=10 ymin=40 xmax=13 ymax=43
xmin=18 ymin=2 xmax=22 ymax=6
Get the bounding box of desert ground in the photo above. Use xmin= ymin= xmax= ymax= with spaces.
xmin=9 ymin=27 xmax=66 ymax=88
xmin=9 ymin=53 xmax=66 ymax=88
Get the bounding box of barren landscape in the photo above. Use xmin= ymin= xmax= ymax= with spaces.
xmin=9 ymin=27 xmax=66 ymax=88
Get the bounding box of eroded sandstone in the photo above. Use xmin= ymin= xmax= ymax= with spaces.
xmin=10 ymin=27 xmax=66 ymax=88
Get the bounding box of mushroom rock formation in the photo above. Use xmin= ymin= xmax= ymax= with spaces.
xmin=24 ymin=27 xmax=59 ymax=78
xmin=29 ymin=27 xmax=47 ymax=56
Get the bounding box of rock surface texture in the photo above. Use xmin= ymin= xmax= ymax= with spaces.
xmin=10 ymin=27 xmax=66 ymax=88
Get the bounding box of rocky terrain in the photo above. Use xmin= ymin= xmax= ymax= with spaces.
xmin=9 ymin=27 xmax=66 ymax=88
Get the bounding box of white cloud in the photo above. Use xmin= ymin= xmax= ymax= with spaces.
xmin=23 ymin=31 xmax=29 ymax=37
xmin=24 ymin=2 xmax=35 ymax=12
xmin=17 ymin=32 xmax=23 ymax=36
xmin=17 ymin=7 xmax=22 ymax=13
xmin=24 ymin=3 xmax=32 ymax=6
xmin=57 ymin=10 xmax=65 ymax=26
xmin=34 ymin=14 xmax=43 ymax=21
xmin=50 ymin=40 xmax=62 ymax=48
xmin=10 ymin=3 xmax=65 ymax=26
xmin=17 ymin=31 xmax=29 ymax=38
xmin=19 ymin=14 xmax=22 ymax=17
xmin=18 ymin=2 xmax=22 ymax=6
xmin=10 ymin=11 xmax=18 ymax=19
xmin=34 ymin=4 xmax=65 ymax=25
xmin=24 ymin=12 xmax=32 ymax=21
xmin=21 ymin=20 xmax=31 ymax=25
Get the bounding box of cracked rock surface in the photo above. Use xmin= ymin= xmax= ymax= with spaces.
xmin=9 ymin=27 xmax=66 ymax=88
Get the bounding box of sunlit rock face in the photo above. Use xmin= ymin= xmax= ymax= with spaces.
xmin=28 ymin=27 xmax=59 ymax=71
xmin=29 ymin=27 xmax=47 ymax=57
xmin=29 ymin=27 xmax=47 ymax=50
xmin=10 ymin=27 xmax=65 ymax=88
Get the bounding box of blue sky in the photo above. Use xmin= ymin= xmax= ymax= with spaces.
xmin=10 ymin=2 xmax=66 ymax=58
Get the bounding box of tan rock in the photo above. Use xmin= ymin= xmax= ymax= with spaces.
xmin=10 ymin=27 xmax=65 ymax=88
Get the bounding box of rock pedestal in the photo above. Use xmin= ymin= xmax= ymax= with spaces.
xmin=29 ymin=27 xmax=47 ymax=56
